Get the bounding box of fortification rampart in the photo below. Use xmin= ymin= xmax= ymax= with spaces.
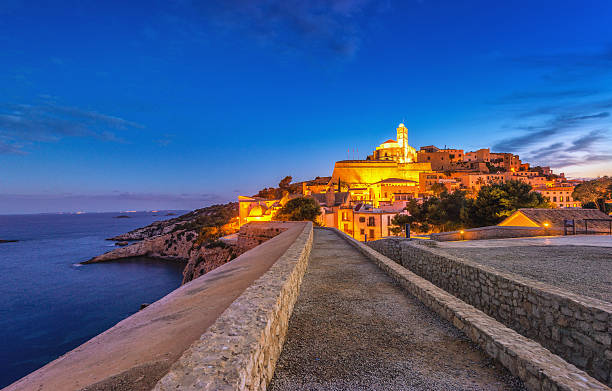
xmin=331 ymin=160 xmax=431 ymax=184
xmin=367 ymin=237 xmax=612 ymax=386
xmin=431 ymin=225 xmax=564 ymax=241
xmin=154 ymin=221 xmax=313 ymax=390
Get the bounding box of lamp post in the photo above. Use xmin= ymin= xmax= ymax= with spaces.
xmin=543 ymin=222 xmax=549 ymax=236
xmin=460 ymin=230 xmax=465 ymax=240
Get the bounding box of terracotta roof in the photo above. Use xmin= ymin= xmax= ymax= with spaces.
xmin=382 ymin=139 xmax=396 ymax=144
xmin=507 ymin=208 xmax=612 ymax=230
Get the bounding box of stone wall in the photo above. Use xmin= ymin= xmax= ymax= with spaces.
xmin=430 ymin=225 xmax=564 ymax=241
xmin=367 ymin=237 xmax=612 ymax=387
xmin=154 ymin=222 xmax=313 ymax=391
xmin=332 ymin=229 xmax=609 ymax=391
xmin=236 ymin=222 xmax=291 ymax=252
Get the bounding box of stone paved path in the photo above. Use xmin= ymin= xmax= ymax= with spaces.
xmin=269 ymin=228 xmax=526 ymax=391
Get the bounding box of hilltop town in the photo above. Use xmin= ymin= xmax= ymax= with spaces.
xmin=239 ymin=123 xmax=588 ymax=241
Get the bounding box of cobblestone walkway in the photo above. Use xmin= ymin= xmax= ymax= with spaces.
xmin=269 ymin=228 xmax=526 ymax=391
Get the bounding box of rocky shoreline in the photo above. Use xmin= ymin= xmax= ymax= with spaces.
xmin=84 ymin=204 xmax=290 ymax=284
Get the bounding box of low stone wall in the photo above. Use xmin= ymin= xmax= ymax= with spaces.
xmin=154 ymin=222 xmax=314 ymax=391
xmin=329 ymin=229 xmax=610 ymax=391
xmin=237 ymin=222 xmax=291 ymax=252
xmin=430 ymin=225 xmax=564 ymax=241
xmin=367 ymin=237 xmax=612 ymax=387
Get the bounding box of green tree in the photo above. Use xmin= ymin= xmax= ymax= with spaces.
xmin=390 ymin=191 xmax=472 ymax=234
xmin=430 ymin=183 xmax=446 ymax=196
xmin=572 ymin=176 xmax=612 ymax=211
xmin=278 ymin=176 xmax=293 ymax=190
xmin=389 ymin=213 xmax=412 ymax=235
xmin=274 ymin=197 xmax=321 ymax=223
xmin=469 ymin=180 xmax=551 ymax=226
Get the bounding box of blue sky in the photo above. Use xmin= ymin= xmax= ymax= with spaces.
xmin=1 ymin=0 xmax=611 ymax=213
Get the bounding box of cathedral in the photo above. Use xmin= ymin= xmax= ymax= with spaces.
xmin=368 ymin=123 xmax=417 ymax=163
xmin=331 ymin=123 xmax=431 ymax=186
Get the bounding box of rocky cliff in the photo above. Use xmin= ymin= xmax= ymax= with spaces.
xmin=182 ymin=223 xmax=291 ymax=283
xmin=84 ymin=230 xmax=197 ymax=264
xmin=108 ymin=203 xmax=238 ymax=241
xmin=86 ymin=209 xmax=291 ymax=285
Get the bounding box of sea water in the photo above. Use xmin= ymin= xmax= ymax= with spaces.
xmin=0 ymin=211 xmax=187 ymax=388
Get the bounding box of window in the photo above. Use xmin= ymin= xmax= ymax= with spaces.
xmin=360 ymin=229 xmax=365 ymax=235
xmin=369 ymin=229 xmax=375 ymax=239
xmin=387 ymin=216 xmax=391 ymax=225
xmin=359 ymin=217 xmax=365 ymax=223
xmin=553 ymin=196 xmax=557 ymax=202
xmin=367 ymin=217 xmax=376 ymax=226
xmin=343 ymin=224 xmax=349 ymax=232
xmin=560 ymin=196 xmax=564 ymax=202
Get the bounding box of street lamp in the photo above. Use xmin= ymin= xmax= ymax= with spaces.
xmin=460 ymin=230 xmax=465 ymax=240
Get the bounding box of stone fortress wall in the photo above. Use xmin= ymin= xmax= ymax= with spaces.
xmin=367 ymin=237 xmax=612 ymax=387
xmin=154 ymin=222 xmax=314 ymax=390
xmin=236 ymin=222 xmax=292 ymax=251
xmin=430 ymin=225 xmax=564 ymax=241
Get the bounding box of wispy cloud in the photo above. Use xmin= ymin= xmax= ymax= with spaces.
xmin=492 ymin=89 xmax=601 ymax=104
xmin=493 ymin=109 xmax=610 ymax=151
xmin=490 ymin=45 xmax=612 ymax=172
xmin=183 ymin=0 xmax=388 ymax=59
xmin=509 ymin=46 xmax=612 ymax=81
xmin=569 ymin=129 xmax=607 ymax=151
xmin=0 ymin=101 xmax=143 ymax=154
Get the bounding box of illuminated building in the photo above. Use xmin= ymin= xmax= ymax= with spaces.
xmin=489 ymin=152 xmax=522 ymax=172
xmin=533 ymin=186 xmax=578 ymax=208
xmin=464 ymin=148 xmax=491 ymax=163
xmin=311 ymin=190 xmax=351 ymax=228
xmin=331 ymin=124 xmax=432 ymax=187
xmin=416 ymin=146 xmax=464 ymax=171
xmin=238 ymin=119 xmax=583 ymax=239
xmin=337 ymin=203 xmax=403 ymax=241
xmin=238 ymin=194 xmax=290 ymax=226
xmin=369 ymin=123 xmax=417 ymax=163
xmin=419 ymin=172 xmax=462 ymax=193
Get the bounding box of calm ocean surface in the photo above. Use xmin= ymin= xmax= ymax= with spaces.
xmin=0 ymin=211 xmax=188 ymax=388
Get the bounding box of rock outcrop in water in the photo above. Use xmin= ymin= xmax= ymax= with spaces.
xmin=84 ymin=230 xmax=198 ymax=264
xmin=85 ymin=202 xmax=291 ymax=285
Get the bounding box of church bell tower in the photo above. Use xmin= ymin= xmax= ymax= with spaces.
xmin=396 ymin=123 xmax=409 ymax=163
